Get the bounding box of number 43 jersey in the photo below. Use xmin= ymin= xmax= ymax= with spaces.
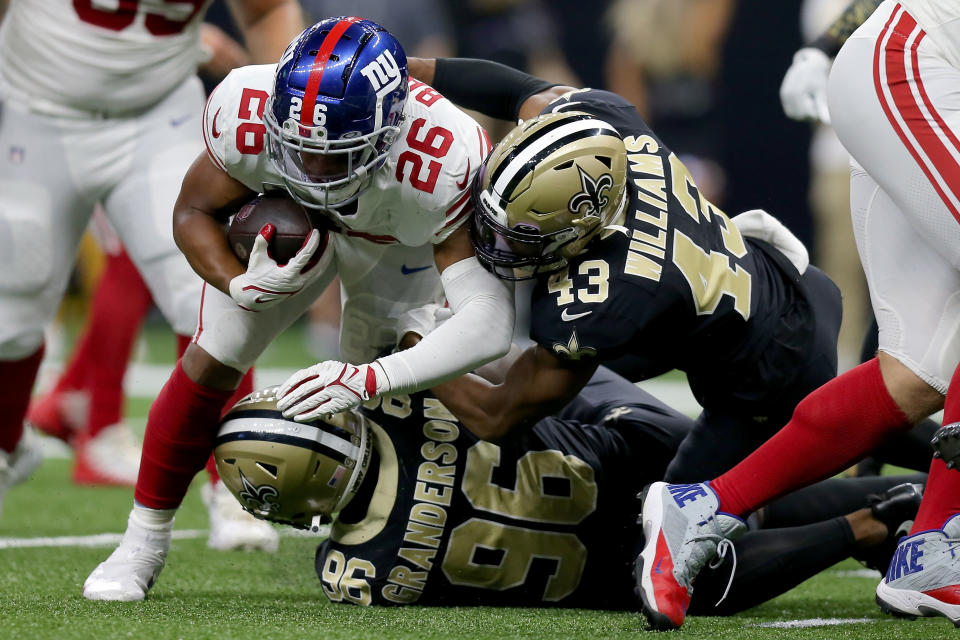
xmin=530 ymin=89 xmax=823 ymax=413
xmin=203 ymin=65 xmax=490 ymax=246
xmin=317 ymin=370 xmax=691 ymax=609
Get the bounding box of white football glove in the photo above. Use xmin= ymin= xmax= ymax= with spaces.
xmin=779 ymin=47 xmax=832 ymax=124
xmin=395 ymin=302 xmax=454 ymax=343
xmin=276 ymin=361 xmax=389 ymax=422
xmin=228 ymin=225 xmax=323 ymax=312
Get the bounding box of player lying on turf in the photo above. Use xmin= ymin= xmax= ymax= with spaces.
xmin=214 ymin=366 xmax=925 ymax=614
xmin=83 ymin=17 xmax=517 ymax=601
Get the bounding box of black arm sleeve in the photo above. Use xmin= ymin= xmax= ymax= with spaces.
xmin=431 ymin=58 xmax=558 ymax=122
xmin=809 ymin=0 xmax=884 ymax=57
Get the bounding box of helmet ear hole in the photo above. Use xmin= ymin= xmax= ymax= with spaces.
xmin=256 ymin=462 xmax=279 ymax=478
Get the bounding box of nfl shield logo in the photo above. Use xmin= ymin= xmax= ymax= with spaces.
xmin=9 ymin=146 xmax=24 ymax=164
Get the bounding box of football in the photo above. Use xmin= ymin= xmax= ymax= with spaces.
xmin=228 ymin=192 xmax=320 ymax=266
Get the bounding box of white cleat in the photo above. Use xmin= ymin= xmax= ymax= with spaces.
xmin=73 ymin=423 xmax=142 ymax=486
xmin=83 ymin=512 xmax=171 ymax=601
xmin=0 ymin=427 xmax=44 ymax=518
xmin=203 ymin=481 xmax=279 ymax=552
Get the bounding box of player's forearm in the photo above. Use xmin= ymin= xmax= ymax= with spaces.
xmin=428 ymin=373 xmax=526 ymax=441
xmin=376 ymin=258 xmax=514 ymax=395
xmin=173 ymin=208 xmax=245 ymax=294
xmin=423 ymin=58 xmax=559 ymax=122
xmin=229 ymin=0 xmax=304 ymax=64
xmin=809 ymin=0 xmax=884 ymax=57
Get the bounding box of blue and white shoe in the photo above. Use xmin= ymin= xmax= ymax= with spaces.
xmin=876 ymin=514 xmax=960 ymax=625
xmin=635 ymin=482 xmax=746 ymax=630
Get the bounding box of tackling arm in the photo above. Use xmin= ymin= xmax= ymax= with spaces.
xmin=373 ymin=225 xmax=515 ymax=396
xmin=429 ymin=343 xmax=598 ymax=441
xmin=408 ymin=57 xmax=575 ymax=123
xmin=809 ymin=0 xmax=884 ymax=58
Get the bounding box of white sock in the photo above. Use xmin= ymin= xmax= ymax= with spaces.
xmin=131 ymin=503 xmax=176 ymax=531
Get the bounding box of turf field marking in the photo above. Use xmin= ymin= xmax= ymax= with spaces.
xmin=0 ymin=529 xmax=206 ymax=549
xmin=0 ymin=526 xmax=329 ymax=549
xmin=752 ymin=618 xmax=874 ymax=629
xmin=833 ymin=569 xmax=881 ymax=578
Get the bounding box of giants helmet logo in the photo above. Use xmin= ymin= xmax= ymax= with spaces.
xmin=360 ymin=49 xmax=402 ymax=97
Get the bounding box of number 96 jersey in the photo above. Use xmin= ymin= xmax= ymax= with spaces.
xmin=316 ymin=368 xmax=692 ymax=608
xmin=203 ymin=65 xmax=489 ymax=246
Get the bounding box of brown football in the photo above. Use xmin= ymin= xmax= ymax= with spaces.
xmin=228 ymin=192 xmax=321 ymax=267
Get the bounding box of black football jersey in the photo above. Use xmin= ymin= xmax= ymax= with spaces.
xmin=529 ymin=90 xmax=808 ymax=412
xmin=316 ymin=368 xmax=692 ymax=609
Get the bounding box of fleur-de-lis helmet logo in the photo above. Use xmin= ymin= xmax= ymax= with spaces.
xmin=238 ymin=469 xmax=280 ymax=513
xmin=568 ymin=164 xmax=613 ymax=218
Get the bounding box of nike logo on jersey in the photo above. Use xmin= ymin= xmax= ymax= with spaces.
xmin=211 ymin=108 xmax=222 ymax=139
xmin=561 ymin=308 xmax=593 ymax=322
xmin=401 ymin=264 xmax=432 ymax=275
xmin=456 ymin=159 xmax=471 ymax=190
xmin=170 ymin=114 xmax=192 ymax=128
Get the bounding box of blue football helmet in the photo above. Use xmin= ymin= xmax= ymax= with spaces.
xmin=264 ymin=17 xmax=408 ymax=210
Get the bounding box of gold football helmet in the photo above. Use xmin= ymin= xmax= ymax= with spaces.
xmin=214 ymin=386 xmax=372 ymax=531
xmin=471 ymin=110 xmax=627 ymax=280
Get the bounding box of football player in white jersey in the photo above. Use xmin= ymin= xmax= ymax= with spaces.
xmin=0 ymin=0 xmax=303 ymax=543
xmin=639 ymin=0 xmax=960 ymax=629
xmin=82 ymin=17 xmax=515 ymax=602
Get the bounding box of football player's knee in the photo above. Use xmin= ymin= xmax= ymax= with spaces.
xmin=0 ymin=328 xmax=44 ymax=360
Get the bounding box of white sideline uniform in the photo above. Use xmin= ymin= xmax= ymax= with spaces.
xmin=197 ymin=66 xmax=490 ymax=370
xmin=828 ymin=0 xmax=960 ymax=392
xmin=0 ymin=0 xmax=212 ymax=357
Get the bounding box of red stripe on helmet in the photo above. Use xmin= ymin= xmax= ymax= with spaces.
xmin=300 ymin=17 xmax=363 ymax=128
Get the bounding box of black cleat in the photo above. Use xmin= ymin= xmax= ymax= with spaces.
xmin=932 ymin=423 xmax=960 ymax=470
xmin=854 ymin=482 xmax=924 ymax=573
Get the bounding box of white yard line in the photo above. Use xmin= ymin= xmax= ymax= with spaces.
xmin=832 ymin=569 xmax=882 ymax=579
xmin=0 ymin=526 xmax=328 ymax=550
xmin=0 ymin=529 xmax=206 ymax=549
xmin=752 ymin=618 xmax=875 ymax=629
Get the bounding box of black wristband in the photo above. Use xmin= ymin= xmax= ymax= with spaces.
xmin=432 ymin=58 xmax=557 ymax=122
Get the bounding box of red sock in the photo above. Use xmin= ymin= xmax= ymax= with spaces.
xmin=176 ymin=334 xmax=190 ymax=358
xmin=134 ymin=361 xmax=233 ymax=509
xmin=174 ymin=334 xmax=254 ymax=486
xmin=911 ymin=363 xmax=960 ymax=532
xmin=84 ymin=252 xmax=153 ymax=437
xmin=0 ymin=346 xmax=44 ymax=452
xmin=206 ymin=367 xmax=255 ymax=485
xmin=712 ymin=359 xmax=912 ymax=517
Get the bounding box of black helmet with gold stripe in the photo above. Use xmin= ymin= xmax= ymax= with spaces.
xmin=471 ymin=111 xmax=627 ymax=280
xmin=214 ymin=386 xmax=372 ymax=531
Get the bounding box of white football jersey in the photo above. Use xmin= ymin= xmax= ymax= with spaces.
xmin=0 ymin=0 xmax=211 ymax=115
xmin=203 ymin=64 xmax=490 ymax=246
xmin=901 ymin=0 xmax=960 ymax=68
